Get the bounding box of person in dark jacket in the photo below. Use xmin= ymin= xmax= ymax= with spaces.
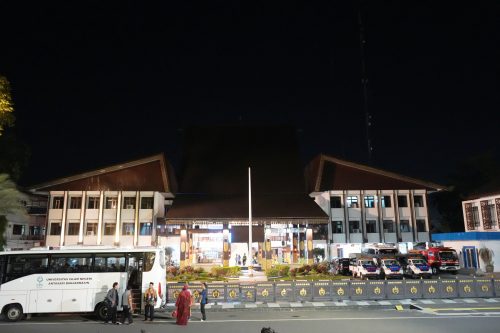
xmin=199 ymin=282 xmax=208 ymax=321
xmin=105 ymin=282 xmax=120 ymax=324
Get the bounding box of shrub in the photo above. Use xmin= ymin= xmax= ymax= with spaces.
xmin=266 ymin=267 xmax=280 ymax=277
xmin=210 ymin=266 xmax=241 ymax=278
xmin=289 ymin=268 xmax=297 ymax=277
xmin=276 ymin=265 xmax=290 ymax=277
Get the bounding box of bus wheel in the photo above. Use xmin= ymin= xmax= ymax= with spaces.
xmin=431 ymin=267 xmax=438 ymax=275
xmin=95 ymin=303 xmax=108 ymax=321
xmin=4 ymin=304 xmax=23 ymax=322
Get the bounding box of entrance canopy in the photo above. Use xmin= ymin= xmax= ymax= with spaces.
xmin=166 ymin=193 xmax=328 ymax=225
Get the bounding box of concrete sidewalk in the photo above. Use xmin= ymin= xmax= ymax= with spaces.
xmin=158 ymin=297 xmax=500 ymax=314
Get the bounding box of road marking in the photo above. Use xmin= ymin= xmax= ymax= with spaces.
xmin=441 ymin=299 xmax=457 ymax=304
xmin=312 ymin=302 xmax=325 ymax=307
xmin=484 ymin=299 xmax=499 ymax=303
xmin=420 ymin=300 xmax=435 ymax=304
xmin=378 ymin=301 xmax=392 ymax=305
xmin=427 ymin=307 xmax=500 ymax=311
xmin=463 ymin=299 xmax=478 ymax=303
xmin=2 ymin=315 xmax=500 ymax=326
xmin=357 ymin=301 xmax=370 ymax=306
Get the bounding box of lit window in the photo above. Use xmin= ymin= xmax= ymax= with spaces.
xmin=347 ymin=196 xmax=359 ymax=208
xmin=364 ymin=196 xmax=376 ymax=208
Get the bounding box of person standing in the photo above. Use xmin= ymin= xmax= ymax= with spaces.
xmin=143 ymin=282 xmax=157 ymax=321
xmin=242 ymin=253 xmax=247 ymax=266
xmin=199 ymin=282 xmax=208 ymax=321
xmin=105 ymin=282 xmax=119 ymax=324
xmin=121 ymin=285 xmax=134 ymax=325
xmin=175 ymin=284 xmax=191 ymax=325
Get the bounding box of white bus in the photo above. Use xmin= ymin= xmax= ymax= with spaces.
xmin=0 ymin=247 xmax=166 ymax=321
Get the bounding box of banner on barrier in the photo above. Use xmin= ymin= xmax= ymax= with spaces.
xmin=386 ymin=280 xmax=405 ymax=299
xmin=313 ymin=281 xmax=331 ymax=301
xmin=440 ymin=279 xmax=459 ymax=298
xmin=240 ymin=284 xmax=256 ymax=302
xmin=275 ymin=282 xmax=294 ymax=302
xmin=458 ymin=279 xmax=476 ymax=298
xmin=332 ymin=281 xmax=350 ymax=300
xmin=475 ymin=279 xmax=494 ymax=298
xmin=494 ymin=279 xmax=500 ymax=298
xmin=422 ymin=280 xmax=439 ymax=298
xmin=226 ymin=283 xmax=240 ymax=302
xmin=350 ymin=281 xmax=368 ymax=300
xmin=208 ymin=284 xmax=226 ymax=302
xmin=256 ymin=283 xmax=275 ymax=302
xmin=295 ymin=281 xmax=312 ymax=302
xmin=367 ymin=281 xmax=385 ymax=300
xmin=404 ymin=280 xmax=422 ymax=299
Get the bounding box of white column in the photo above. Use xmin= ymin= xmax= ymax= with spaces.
xmin=59 ymin=191 xmax=68 ymax=247
xmin=115 ymin=191 xmax=122 ymax=245
xmin=97 ymin=191 xmax=104 ymax=245
xmin=78 ymin=191 xmax=86 ymax=244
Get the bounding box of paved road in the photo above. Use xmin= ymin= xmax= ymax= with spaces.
xmin=1 ymin=305 xmax=500 ymax=333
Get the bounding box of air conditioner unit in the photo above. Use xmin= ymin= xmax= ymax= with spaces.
xmin=352 ymin=229 xmax=360 ymax=233
xmin=126 ymin=204 xmax=134 ymax=209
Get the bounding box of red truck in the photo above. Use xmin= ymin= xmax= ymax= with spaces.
xmin=411 ymin=247 xmax=460 ymax=275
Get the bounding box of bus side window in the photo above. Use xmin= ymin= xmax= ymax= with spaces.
xmin=6 ymin=255 xmax=49 ymax=280
xmin=95 ymin=254 xmax=126 ymax=272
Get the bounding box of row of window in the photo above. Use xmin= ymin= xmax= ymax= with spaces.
xmin=11 ymin=225 xmax=45 ymax=236
xmin=0 ymin=252 xmax=155 ymax=283
xmin=52 ymin=196 xmax=154 ymax=210
xmin=470 ymin=205 xmax=498 ymax=229
xmin=49 ymin=221 xmax=153 ymax=236
xmin=331 ymin=219 xmax=426 ymax=234
xmin=330 ymin=195 xmax=425 ymax=209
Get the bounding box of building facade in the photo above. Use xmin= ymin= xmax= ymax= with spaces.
xmin=305 ymin=154 xmax=445 ymax=258
xmin=4 ymin=193 xmax=47 ymax=250
xmin=29 ymin=154 xmax=176 ymax=248
xmin=462 ymin=191 xmax=500 ymax=232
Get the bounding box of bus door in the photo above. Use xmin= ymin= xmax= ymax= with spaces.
xmin=0 ymin=255 xmax=6 ymax=287
xmin=126 ymin=253 xmax=144 ymax=289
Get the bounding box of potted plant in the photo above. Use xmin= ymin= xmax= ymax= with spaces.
xmin=478 ymin=247 xmax=494 ymax=273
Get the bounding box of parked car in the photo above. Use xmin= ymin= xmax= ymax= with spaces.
xmin=331 ymin=258 xmax=350 ymax=275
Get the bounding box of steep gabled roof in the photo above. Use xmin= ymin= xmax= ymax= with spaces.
xmin=29 ymin=153 xmax=177 ymax=193
xmin=306 ymin=154 xmax=446 ymax=192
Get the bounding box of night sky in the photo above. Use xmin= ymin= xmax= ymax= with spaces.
xmin=0 ymin=1 xmax=497 ymax=187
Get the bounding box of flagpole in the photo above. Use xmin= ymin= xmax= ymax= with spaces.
xmin=248 ymin=167 xmax=253 ymax=277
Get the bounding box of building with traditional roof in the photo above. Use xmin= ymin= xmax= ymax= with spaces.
xmin=305 ymin=154 xmax=446 ymax=258
xmin=166 ymin=126 xmax=329 ymax=268
xmin=29 ymin=154 xmax=177 ymax=248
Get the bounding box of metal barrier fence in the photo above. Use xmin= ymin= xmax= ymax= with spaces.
xmin=166 ymin=278 xmax=500 ymax=303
